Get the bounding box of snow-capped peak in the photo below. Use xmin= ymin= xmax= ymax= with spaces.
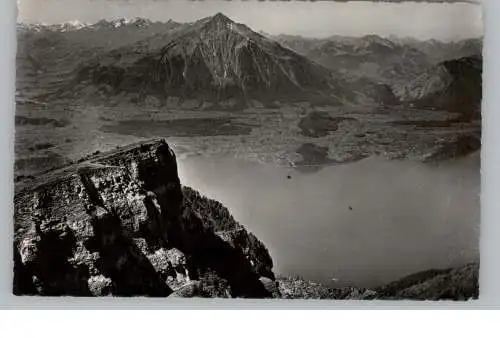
xmin=59 ymin=20 xmax=88 ymax=31
xmin=17 ymin=17 xmax=155 ymax=33
xmin=109 ymin=17 xmax=153 ymax=28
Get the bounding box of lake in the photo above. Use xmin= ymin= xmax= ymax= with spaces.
xmin=177 ymin=153 xmax=480 ymax=288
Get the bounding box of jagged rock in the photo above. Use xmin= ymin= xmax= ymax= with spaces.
xmin=14 ymin=139 xmax=273 ymax=298
xmin=169 ymin=281 xmax=203 ymax=298
xmin=259 ymin=277 xmax=281 ymax=298
xmin=277 ymin=276 xmax=345 ymax=300
xmin=19 ymin=237 xmax=39 ymax=265
xmin=88 ymin=275 xmax=112 ymax=296
xmin=13 ymin=138 xmax=479 ymax=300
xmin=147 ymin=248 xmax=175 ymax=277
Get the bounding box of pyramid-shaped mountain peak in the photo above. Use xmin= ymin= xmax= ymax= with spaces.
xmin=70 ymin=13 xmax=341 ymax=107
xmin=211 ymin=12 xmax=233 ymax=23
xmin=191 ymin=12 xmax=256 ymax=40
xmin=198 ymin=12 xmax=236 ymax=30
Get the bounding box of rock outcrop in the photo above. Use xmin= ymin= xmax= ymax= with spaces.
xmin=13 ymin=139 xmax=274 ymax=298
xmin=277 ymin=276 xmax=377 ymax=300
xmin=13 ymin=138 xmax=479 ymax=300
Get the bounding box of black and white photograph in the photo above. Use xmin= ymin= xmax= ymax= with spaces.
xmin=13 ymin=0 xmax=483 ymax=300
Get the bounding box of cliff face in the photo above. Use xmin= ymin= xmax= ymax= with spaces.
xmin=12 ymin=138 xmax=478 ymax=300
xmin=13 ymin=139 xmax=274 ymax=298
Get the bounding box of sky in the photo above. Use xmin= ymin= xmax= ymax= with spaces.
xmin=17 ymin=0 xmax=483 ymax=41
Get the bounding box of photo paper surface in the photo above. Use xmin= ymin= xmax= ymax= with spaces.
xmin=14 ymin=0 xmax=482 ymax=300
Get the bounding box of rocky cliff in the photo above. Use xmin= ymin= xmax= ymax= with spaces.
xmin=13 ymin=138 xmax=479 ymax=300
xmin=13 ymin=139 xmax=275 ymax=298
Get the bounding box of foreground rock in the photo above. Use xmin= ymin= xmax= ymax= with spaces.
xmin=14 ymin=139 xmax=274 ymax=297
xmin=13 ymin=138 xmax=479 ymax=300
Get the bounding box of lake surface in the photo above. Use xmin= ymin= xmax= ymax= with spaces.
xmin=177 ymin=153 xmax=480 ymax=288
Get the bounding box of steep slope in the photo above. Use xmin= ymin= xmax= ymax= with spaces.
xmin=393 ymin=55 xmax=482 ymax=118
xmin=14 ymin=139 xmax=274 ymax=298
xmin=374 ymin=263 xmax=479 ymax=300
xmin=13 ymin=139 xmax=479 ymax=299
xmin=59 ymin=13 xmax=361 ymax=108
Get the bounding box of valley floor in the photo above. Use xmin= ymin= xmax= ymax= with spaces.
xmin=14 ymin=101 xmax=481 ymax=179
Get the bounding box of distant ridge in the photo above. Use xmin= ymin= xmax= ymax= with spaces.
xmin=275 ymin=33 xmax=482 ymax=86
xmin=394 ymin=55 xmax=482 ymax=118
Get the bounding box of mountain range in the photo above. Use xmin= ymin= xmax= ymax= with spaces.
xmin=17 ymin=14 xmax=483 ymax=112
xmin=67 ymin=13 xmax=347 ymax=108
xmin=16 ymin=18 xmax=182 ymax=98
xmin=275 ymin=34 xmax=482 ymax=84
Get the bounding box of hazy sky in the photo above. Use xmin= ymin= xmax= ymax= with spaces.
xmin=18 ymin=0 xmax=483 ymax=41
